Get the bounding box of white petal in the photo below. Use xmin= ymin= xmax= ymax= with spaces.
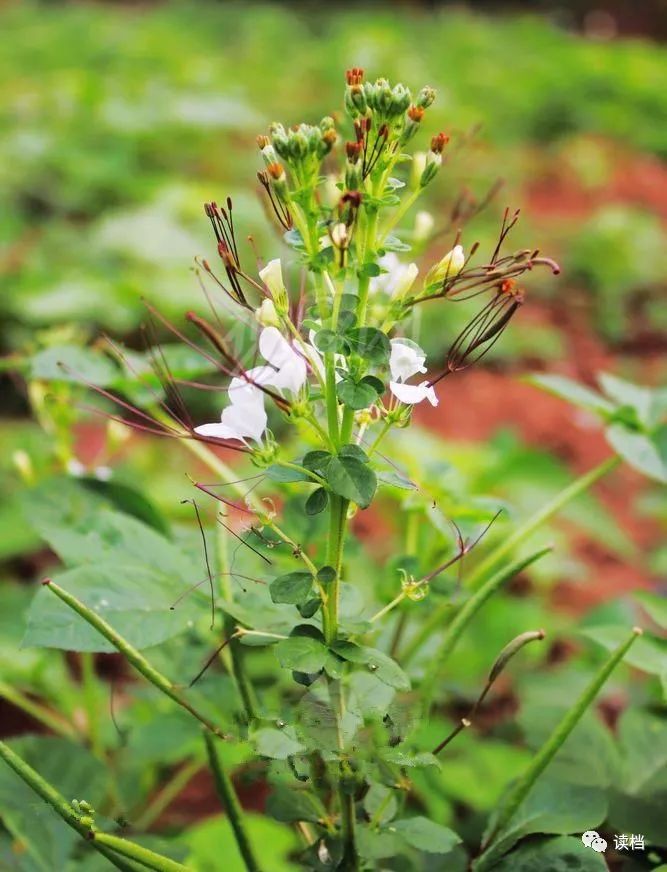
xmin=229 ymin=366 xmax=274 ymax=403
xmin=390 ymin=338 xmax=427 ymax=383
xmin=259 ymin=326 xmax=297 ymax=369
xmin=390 ymin=380 xmax=439 ymax=406
xmin=258 ymin=258 xmax=284 ymax=297
xmin=370 ymin=254 xmax=418 ymax=298
xmin=269 ymin=355 xmax=308 ymax=393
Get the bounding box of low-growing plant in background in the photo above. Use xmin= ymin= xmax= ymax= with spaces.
xmin=1 ymin=70 xmax=666 ymax=871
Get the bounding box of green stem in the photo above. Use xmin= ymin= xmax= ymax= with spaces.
xmin=479 ymin=627 xmax=642 ymax=861
xmin=402 ymin=457 xmax=619 ymax=665
xmin=43 ymin=581 xmax=229 ymax=740
xmin=465 ymin=457 xmax=619 ymax=592
xmin=0 ymin=740 xmax=183 ymax=872
xmin=204 ymin=732 xmax=262 ymax=872
xmin=80 ymin=652 xmax=103 ymax=758
xmin=378 ymin=187 xmax=420 ymax=245
xmin=135 ymin=758 xmax=201 ymax=831
xmin=416 ymin=547 xmax=551 ymax=718
xmin=0 ymin=680 xmax=76 ymax=739
xmin=323 ymin=496 xmax=348 ymax=645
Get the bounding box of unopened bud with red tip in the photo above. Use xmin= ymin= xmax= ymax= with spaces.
xmin=430 ymin=132 xmax=450 ymax=154
xmin=402 ymin=104 xmax=425 ymax=144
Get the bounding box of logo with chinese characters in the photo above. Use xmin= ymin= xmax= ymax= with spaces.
xmin=581 ymin=831 xmax=645 ymax=853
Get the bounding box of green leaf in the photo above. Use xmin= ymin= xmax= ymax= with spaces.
xmin=336 ymin=376 xmax=380 ymax=411
xmin=333 ymin=643 xmax=410 ymax=690
xmin=635 ymin=591 xmax=667 ymax=629
xmin=363 ymin=783 xmax=398 ymax=826
xmin=317 ymin=566 xmax=336 ymax=585
xmin=382 ymin=234 xmax=411 ymax=252
xmin=599 ymin=372 xmax=666 ymax=429
xmin=275 ymin=635 xmax=328 ymax=673
xmin=265 ymin=464 xmax=310 ymax=482
xmin=527 ymin=374 xmax=614 ymax=417
xmin=253 ymin=727 xmax=305 ymax=760
xmin=358 ymin=262 xmax=381 ymax=278
xmin=338 ymin=444 xmax=369 ymax=463
xmin=270 ymin=571 xmax=313 ymax=606
xmin=581 ymin=625 xmax=667 ymax=677
xmin=605 ymin=423 xmax=667 ymax=482
xmin=302 ymin=450 xmax=332 ymax=472
xmin=390 ymin=817 xmax=461 ymax=854
xmin=476 ymin=780 xmax=607 ymax=870
xmin=305 ymin=487 xmax=329 ymax=516
xmin=345 ymin=327 xmax=391 ymax=363
xmin=80 ymin=478 xmax=170 ymax=535
xmin=380 ymin=750 xmax=440 ymax=768
xmin=29 ymin=344 xmax=118 ymax=386
xmin=265 ymin=785 xmax=324 ymax=824
xmin=314 ymin=329 xmax=346 ymax=353
xmin=326 ymin=456 xmax=377 ymax=508
xmin=24 ymin=563 xmax=203 ymax=653
xmin=184 ymin=812 xmax=297 ymax=872
xmin=297 ymin=598 xmax=321 ymax=619
xmin=491 ymin=835 xmax=607 ymax=872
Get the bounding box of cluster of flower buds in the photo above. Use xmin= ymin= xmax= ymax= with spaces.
xmin=268 ymin=118 xmax=337 ymax=166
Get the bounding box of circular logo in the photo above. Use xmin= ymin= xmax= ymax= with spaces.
xmin=582 ymin=831 xmax=599 ymax=848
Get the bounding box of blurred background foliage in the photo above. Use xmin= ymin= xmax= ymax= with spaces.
xmin=0 ymin=3 xmax=665 ymax=868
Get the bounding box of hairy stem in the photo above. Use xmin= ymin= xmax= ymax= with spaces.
xmin=43 ymin=581 xmax=229 ymax=740
xmin=478 ymin=627 xmax=642 ymax=861
xmin=204 ymin=731 xmax=262 ymax=872
xmin=0 ymin=740 xmax=183 ymax=871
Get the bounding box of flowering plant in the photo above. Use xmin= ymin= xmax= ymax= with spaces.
xmin=3 ymin=69 xmax=658 ymax=872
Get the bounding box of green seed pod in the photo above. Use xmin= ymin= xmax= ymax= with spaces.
xmin=488 ymin=629 xmax=545 ymax=685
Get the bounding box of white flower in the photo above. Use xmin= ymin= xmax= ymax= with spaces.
xmin=426 ymin=244 xmax=465 ymax=285
xmin=370 ymin=253 xmax=419 ymax=298
xmin=254 ymin=298 xmax=281 ymax=327
xmin=258 ymin=258 xmax=288 ymax=313
xmin=194 ymin=328 xmax=307 ymax=444
xmin=389 ymin=338 xmax=427 ymax=382
xmin=390 ymin=380 xmax=438 ymax=407
xmin=388 ymin=338 xmax=438 ymax=406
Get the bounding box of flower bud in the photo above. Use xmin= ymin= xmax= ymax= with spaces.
xmin=255 ymin=298 xmax=281 ymax=327
xmin=416 ymin=85 xmax=436 ymax=109
xmin=269 ymin=123 xmax=290 ymax=159
xmin=425 ymin=244 xmax=465 ymax=285
xmin=419 ymin=151 xmax=442 ymax=187
xmin=430 ymin=132 xmax=450 ymax=154
xmin=410 ymin=152 xmax=427 ymax=189
xmin=258 ymin=258 xmax=289 ymax=314
xmin=390 ymin=83 xmax=411 ymax=116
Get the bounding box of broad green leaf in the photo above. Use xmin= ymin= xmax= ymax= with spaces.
xmin=270 ymin=571 xmax=313 ymax=606
xmin=345 ymin=327 xmax=391 ymax=363
xmin=581 ymin=625 xmax=667 ymax=677
xmin=80 ymin=478 xmax=170 ymax=535
xmin=635 ymin=591 xmax=667 ymax=630
xmin=476 ymin=780 xmax=607 ymax=870
xmin=275 ymin=635 xmax=328 ymax=673
xmin=305 ymin=487 xmax=328 ymax=516
xmin=356 ymin=827 xmax=403 ymax=862
xmin=24 ymin=562 xmax=203 ymax=652
xmin=390 ymin=816 xmax=461 ymax=854
xmin=338 ymin=444 xmax=369 ymax=463
xmin=380 ymin=750 xmax=440 ymax=769
xmin=599 ymin=372 xmax=666 ymax=429
xmin=0 ymin=737 xmax=106 ymax=872
xmin=253 ymin=727 xmax=305 ymax=760
xmin=183 ymin=812 xmax=297 ymax=872
xmin=29 ymin=344 xmax=118 ymax=386
xmin=527 ymin=374 xmax=614 ymax=417
xmin=363 ymin=783 xmax=398 ymax=826
xmin=265 ymin=464 xmax=309 ymax=482
xmin=326 ymin=456 xmax=377 ymax=508
xmin=336 ymin=376 xmax=379 ymax=411
xmin=491 ymin=835 xmax=607 ymax=872
xmin=265 ymin=785 xmax=324 ymax=824
xmin=605 ymin=423 xmax=667 ymax=483
xmin=333 ymin=643 xmax=410 ymax=690
xmin=301 ymin=450 xmax=332 ymax=472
